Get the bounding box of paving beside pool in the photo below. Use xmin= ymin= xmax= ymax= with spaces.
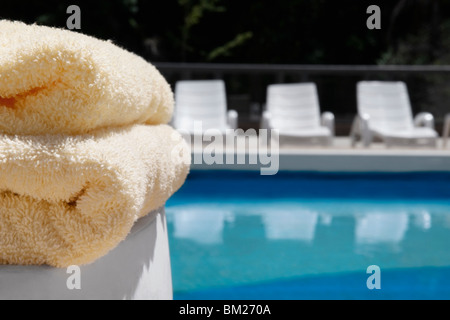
xmin=189 ymin=137 xmax=450 ymax=172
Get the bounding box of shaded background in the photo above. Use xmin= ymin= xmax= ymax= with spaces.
xmin=1 ymin=0 xmax=450 ymax=134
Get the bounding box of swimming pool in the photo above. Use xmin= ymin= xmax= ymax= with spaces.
xmin=166 ymin=170 xmax=450 ymax=300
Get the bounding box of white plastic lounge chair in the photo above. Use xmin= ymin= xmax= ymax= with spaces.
xmin=351 ymin=81 xmax=437 ymax=148
xmin=173 ymin=80 xmax=238 ymax=135
xmin=262 ymin=83 xmax=335 ymax=146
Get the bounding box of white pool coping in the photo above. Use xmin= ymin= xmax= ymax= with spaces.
xmin=0 ymin=208 xmax=173 ymax=300
xmin=190 ymin=137 xmax=450 ymax=172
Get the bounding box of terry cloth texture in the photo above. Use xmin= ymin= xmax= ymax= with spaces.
xmin=0 ymin=20 xmax=173 ymax=135
xmin=0 ymin=125 xmax=190 ymax=267
xmin=0 ymin=21 xmax=190 ymax=267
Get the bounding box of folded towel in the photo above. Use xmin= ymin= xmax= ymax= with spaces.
xmin=0 ymin=124 xmax=190 ymax=267
xmin=0 ymin=20 xmax=173 ymax=135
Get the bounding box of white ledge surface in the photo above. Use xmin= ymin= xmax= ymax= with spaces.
xmin=0 ymin=208 xmax=172 ymax=300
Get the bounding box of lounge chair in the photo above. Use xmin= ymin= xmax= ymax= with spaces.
xmin=173 ymin=80 xmax=238 ymax=135
xmin=351 ymin=81 xmax=438 ymax=148
xmin=261 ymin=83 xmax=335 ymax=146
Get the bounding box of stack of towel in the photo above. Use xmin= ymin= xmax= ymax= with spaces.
xmin=0 ymin=21 xmax=190 ymax=267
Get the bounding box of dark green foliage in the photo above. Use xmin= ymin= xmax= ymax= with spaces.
xmin=2 ymin=0 xmax=448 ymax=64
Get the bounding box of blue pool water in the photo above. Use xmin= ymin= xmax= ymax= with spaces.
xmin=166 ymin=171 xmax=450 ymax=300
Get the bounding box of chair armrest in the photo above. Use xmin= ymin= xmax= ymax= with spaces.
xmin=414 ymin=112 xmax=435 ymax=129
xmin=321 ymin=112 xmax=335 ymax=136
xmin=350 ymin=113 xmax=371 ymax=147
xmin=227 ymin=109 xmax=238 ymax=129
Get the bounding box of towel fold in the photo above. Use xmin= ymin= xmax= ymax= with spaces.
xmin=0 ymin=124 xmax=190 ymax=267
xmin=0 ymin=20 xmax=173 ymax=135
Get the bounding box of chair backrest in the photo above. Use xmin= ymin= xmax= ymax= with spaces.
xmin=266 ymin=83 xmax=321 ymax=130
xmin=357 ymin=81 xmax=414 ymax=131
xmin=174 ymin=80 xmax=228 ymax=132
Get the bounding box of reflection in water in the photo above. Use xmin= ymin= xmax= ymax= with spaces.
xmin=167 ymin=200 xmax=450 ymax=293
xmin=172 ymin=207 xmax=234 ymax=245
xmin=412 ymin=210 xmax=432 ymax=230
xmin=168 ymin=202 xmax=441 ymax=249
xmin=444 ymin=215 xmax=450 ymax=229
xmin=355 ymin=212 xmax=409 ymax=245
xmin=319 ymin=213 xmax=333 ymax=226
xmin=261 ymin=210 xmax=318 ymax=242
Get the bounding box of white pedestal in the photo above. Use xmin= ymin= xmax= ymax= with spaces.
xmin=0 ymin=208 xmax=173 ymax=300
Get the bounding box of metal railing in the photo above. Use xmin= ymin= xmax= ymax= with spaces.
xmin=155 ymin=62 xmax=450 ymax=74
xmin=154 ymin=63 xmax=450 ymax=134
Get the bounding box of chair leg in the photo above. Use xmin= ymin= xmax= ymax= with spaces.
xmin=443 ymin=115 xmax=450 ymax=148
xmin=322 ymin=136 xmax=333 ymax=147
xmin=431 ymin=137 xmax=438 ymax=148
xmin=350 ymin=116 xmax=359 ymax=147
xmin=362 ymin=132 xmax=372 ymax=147
xmin=384 ymin=138 xmax=394 ymax=148
xmin=359 ymin=116 xmax=372 ymax=148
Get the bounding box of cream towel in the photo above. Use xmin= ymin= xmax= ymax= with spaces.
xmin=0 ymin=125 xmax=190 ymax=267
xmin=0 ymin=20 xmax=173 ymax=135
